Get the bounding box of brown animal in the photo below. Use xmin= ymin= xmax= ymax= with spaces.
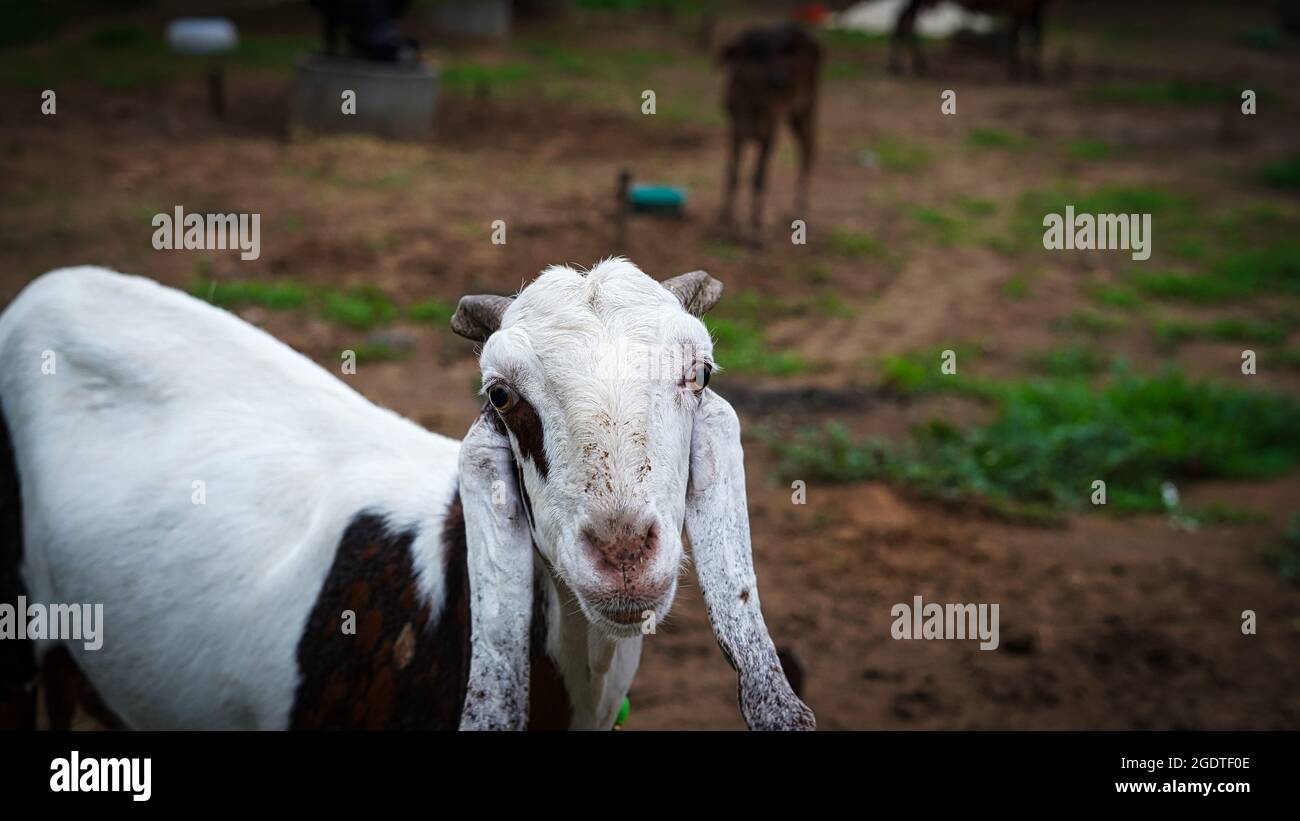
xmin=718 ymin=23 xmax=822 ymax=242
xmin=890 ymin=0 xmax=1050 ymax=80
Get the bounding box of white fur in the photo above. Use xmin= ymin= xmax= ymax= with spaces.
xmin=480 ymin=259 xmax=714 ymax=637
xmin=0 ymin=267 xmax=460 ymax=729
xmin=2 ymin=261 xmax=811 ymax=731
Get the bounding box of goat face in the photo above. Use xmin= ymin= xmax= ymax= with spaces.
xmin=463 ymin=259 xmax=713 ymax=636
xmin=454 ymin=258 xmax=814 ymax=729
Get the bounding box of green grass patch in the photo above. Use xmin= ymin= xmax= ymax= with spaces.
xmin=1087 ymin=282 xmax=1143 ymax=310
xmin=0 ymin=25 xmax=315 ymax=91
xmin=909 ymin=207 xmax=964 ymax=245
xmin=1001 ymin=273 xmax=1032 ymax=300
xmin=440 ymin=62 xmax=534 ymax=96
xmin=1273 ymin=346 xmax=1300 ymax=369
xmin=350 ymin=341 xmax=409 ymax=363
xmin=868 ymin=137 xmax=931 ymax=172
xmin=1132 ymin=243 xmax=1300 ymax=302
xmin=704 ymin=316 xmax=807 ymax=376
xmin=769 ymin=371 xmax=1300 ymax=519
xmin=1082 ymin=80 xmax=1250 ymax=107
xmin=191 ymin=279 xmax=310 ymax=311
xmin=1260 ymin=155 xmax=1300 ymax=190
xmin=1065 ymin=138 xmax=1113 ymax=161
xmin=1027 ymin=344 xmax=1114 ymax=378
xmin=1153 ymin=317 xmax=1289 ymax=348
xmin=966 ymin=128 xmax=1032 ymax=150
xmin=319 ymin=286 xmax=398 ymax=331
xmin=1055 ymin=310 xmax=1127 ymax=336
xmin=1007 ymin=183 xmax=1191 ymax=254
xmin=956 ymin=196 xmax=998 ymax=217
xmin=829 ymin=227 xmax=886 ymax=258
xmin=1186 ymin=503 xmax=1267 ymax=526
xmin=877 ymin=347 xmax=980 ymax=395
xmin=407 ymin=299 xmax=455 ymax=325
xmin=715 ymin=288 xmax=857 ymax=323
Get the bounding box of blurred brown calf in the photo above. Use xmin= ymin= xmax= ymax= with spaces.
xmin=718 ymin=24 xmax=822 ymax=241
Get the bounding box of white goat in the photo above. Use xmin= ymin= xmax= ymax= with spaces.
xmin=0 ymin=260 xmax=813 ymax=730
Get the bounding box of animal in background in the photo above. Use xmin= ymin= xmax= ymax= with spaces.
xmin=718 ymin=23 xmax=822 ymax=242
xmin=311 ymin=0 xmax=419 ymax=63
xmin=890 ymin=0 xmax=1050 ymax=80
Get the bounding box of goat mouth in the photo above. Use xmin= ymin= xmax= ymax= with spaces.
xmin=584 ymin=596 xmax=669 ymax=634
xmin=602 ymin=607 xmax=647 ymax=625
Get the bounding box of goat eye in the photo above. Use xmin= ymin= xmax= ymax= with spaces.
xmin=690 ymin=365 xmax=711 ymax=392
xmin=488 ymin=385 xmax=516 ymax=412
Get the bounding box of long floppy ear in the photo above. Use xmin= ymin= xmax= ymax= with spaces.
xmin=686 ymin=391 xmax=816 ymax=730
xmin=452 ymin=294 xmax=514 ymax=342
xmin=662 ymin=270 xmax=724 ymax=317
xmin=457 ymin=408 xmax=534 ymax=730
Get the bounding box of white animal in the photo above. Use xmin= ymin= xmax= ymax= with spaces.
xmin=0 ymin=260 xmax=813 ymax=731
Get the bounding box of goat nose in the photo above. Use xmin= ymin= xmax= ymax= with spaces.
xmin=581 ymin=518 xmax=659 ymax=580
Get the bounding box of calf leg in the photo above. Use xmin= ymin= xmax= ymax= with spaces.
xmin=1024 ymin=3 xmax=1046 ymax=82
xmin=749 ymin=129 xmax=774 ymax=243
xmin=718 ymin=126 xmax=742 ymax=229
xmin=890 ymin=0 xmax=925 ymax=75
xmin=789 ymin=109 xmax=815 ymax=218
xmin=1008 ymin=16 xmax=1024 ymax=80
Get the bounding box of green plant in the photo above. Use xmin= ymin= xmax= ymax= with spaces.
xmin=770 ymin=371 xmax=1300 ymax=520
xmin=1261 ymin=155 xmax=1300 ymax=190
xmin=829 ymin=227 xmax=885 ymax=258
xmin=319 ymin=286 xmax=397 ymax=331
xmin=704 ymin=317 xmax=806 ymax=376
xmin=1065 ymin=138 xmax=1113 ymax=160
xmin=966 ymin=128 xmax=1032 ymax=150
xmin=191 ymin=279 xmax=310 ymax=310
xmin=869 ymin=137 xmax=931 ymax=172
xmin=407 ymin=299 xmax=455 ymax=325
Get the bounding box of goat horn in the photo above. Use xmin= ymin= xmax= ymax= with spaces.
xmin=662 ymin=270 xmax=724 ymax=317
xmin=451 ymin=294 xmax=514 ymax=342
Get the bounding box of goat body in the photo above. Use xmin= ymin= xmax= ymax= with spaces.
xmin=0 ymin=264 xmax=812 ymax=731
xmin=0 ymin=268 xmax=627 ymax=729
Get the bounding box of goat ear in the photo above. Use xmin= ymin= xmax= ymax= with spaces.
xmin=452 ymin=294 xmax=514 ymax=342
xmin=458 ymin=407 xmax=533 ymax=730
xmin=662 ymin=270 xmax=724 ymax=317
xmin=685 ymin=390 xmax=815 ymax=730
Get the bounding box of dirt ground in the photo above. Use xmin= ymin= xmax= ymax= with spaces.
xmin=2 ymin=0 xmax=1299 ymax=729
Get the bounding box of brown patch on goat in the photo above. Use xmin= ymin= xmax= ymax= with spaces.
xmin=0 ymin=401 xmax=36 ymax=730
xmin=489 ymin=398 xmax=550 ymax=481
xmin=40 ymin=646 xmax=125 ymax=730
xmin=290 ymin=499 xmax=470 ymax=729
xmin=529 ymin=572 xmax=573 ymax=731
